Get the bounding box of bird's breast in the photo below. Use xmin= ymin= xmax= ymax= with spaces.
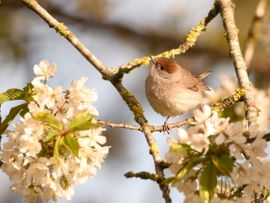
xmin=145 ymin=76 xmax=203 ymax=117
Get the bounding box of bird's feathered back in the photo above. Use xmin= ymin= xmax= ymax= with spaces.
xmin=181 ymin=68 xmax=211 ymax=92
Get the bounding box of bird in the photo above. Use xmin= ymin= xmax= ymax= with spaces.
xmin=145 ymin=57 xmax=211 ymax=131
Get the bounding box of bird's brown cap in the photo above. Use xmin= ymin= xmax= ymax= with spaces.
xmin=152 ymin=57 xmax=181 ymax=74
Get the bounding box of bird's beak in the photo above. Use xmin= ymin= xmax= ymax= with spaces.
xmin=150 ymin=56 xmax=157 ymax=65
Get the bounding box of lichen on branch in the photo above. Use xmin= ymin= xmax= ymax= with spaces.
xmin=217 ymin=0 xmax=258 ymax=124
xmin=113 ymin=3 xmax=220 ymax=77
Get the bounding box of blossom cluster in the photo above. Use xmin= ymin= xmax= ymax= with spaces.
xmin=206 ymin=75 xmax=270 ymax=132
xmin=0 ymin=60 xmax=109 ymax=202
xmin=166 ymin=103 xmax=270 ymax=202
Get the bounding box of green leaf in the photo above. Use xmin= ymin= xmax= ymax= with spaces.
xmin=60 ymin=175 xmax=69 ymax=189
xmin=34 ymin=112 xmax=62 ymax=130
xmin=163 ymin=156 xmax=204 ymax=185
xmin=69 ymin=111 xmax=99 ymax=132
xmin=169 ymin=143 xmax=192 ymax=154
xmin=22 ymin=83 xmax=34 ymax=102
xmin=211 ymin=154 xmax=234 ymax=176
xmin=43 ymin=130 xmax=58 ymax=142
xmin=199 ymin=162 xmax=217 ymax=203
xmin=54 ymin=136 xmax=61 ymax=158
xmin=0 ymin=103 xmax=28 ymax=136
xmin=63 ymin=134 xmax=80 ymax=157
xmin=0 ymin=88 xmax=24 ymax=104
xmin=218 ymin=105 xmax=244 ymax=122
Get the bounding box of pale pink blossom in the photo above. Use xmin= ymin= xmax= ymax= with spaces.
xmin=166 ymin=102 xmax=270 ymax=202
xmin=32 ymin=60 xmax=56 ymax=86
xmin=0 ymin=60 xmax=109 ymax=202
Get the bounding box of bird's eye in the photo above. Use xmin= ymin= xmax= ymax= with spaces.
xmin=160 ymin=66 xmax=165 ymax=71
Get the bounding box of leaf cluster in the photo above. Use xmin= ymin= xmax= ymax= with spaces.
xmin=165 ymin=142 xmax=235 ymax=203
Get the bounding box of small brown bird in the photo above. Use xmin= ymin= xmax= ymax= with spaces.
xmin=145 ymin=57 xmax=211 ymax=129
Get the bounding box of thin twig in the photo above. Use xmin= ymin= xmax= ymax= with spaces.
xmin=217 ymin=0 xmax=258 ymax=124
xmin=97 ymin=89 xmax=245 ymax=132
xmin=263 ymin=132 xmax=270 ymax=142
xmin=96 ymin=118 xmax=190 ymax=132
xmin=211 ymin=88 xmax=245 ymax=111
xmin=112 ymin=3 xmax=220 ymax=77
xmin=125 ymin=171 xmax=164 ymax=183
xmin=247 ymin=132 xmax=270 ymax=143
xmin=244 ymin=0 xmax=268 ymax=70
xmin=150 ymin=118 xmax=192 ymax=133
xmin=21 ymin=0 xmax=113 ymax=80
xmin=95 ymin=120 xmax=141 ymax=131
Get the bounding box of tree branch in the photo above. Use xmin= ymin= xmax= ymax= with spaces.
xmin=21 ymin=0 xmax=113 ymax=80
xmin=211 ymin=88 xmax=245 ymax=111
xmin=125 ymin=171 xmax=164 ymax=182
xmin=21 ymin=0 xmax=171 ymax=201
xmin=112 ymin=3 xmax=220 ymax=78
xmin=244 ymin=0 xmax=268 ymax=70
xmin=6 ymin=1 xmax=270 ymax=76
xmin=217 ymin=0 xmax=258 ymax=124
xmin=95 ymin=120 xmax=141 ymax=131
xmin=2 ymin=0 xmax=228 ymax=61
xmin=97 ymin=88 xmax=245 ymax=132
xmin=96 ymin=118 xmax=190 ymax=132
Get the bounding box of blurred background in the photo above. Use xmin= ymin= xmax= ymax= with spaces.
xmin=0 ymin=0 xmax=270 ymax=202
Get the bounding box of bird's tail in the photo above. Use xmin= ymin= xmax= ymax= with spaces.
xmin=197 ymin=71 xmax=212 ymax=80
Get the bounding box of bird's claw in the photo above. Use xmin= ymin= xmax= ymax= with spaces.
xmin=162 ymin=122 xmax=171 ymax=134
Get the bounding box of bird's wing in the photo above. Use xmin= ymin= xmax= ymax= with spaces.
xmin=181 ymin=69 xmax=211 ymax=92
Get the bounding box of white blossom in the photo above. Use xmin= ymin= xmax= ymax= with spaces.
xmin=166 ymin=102 xmax=269 ymax=202
xmin=32 ymin=60 xmax=56 ymax=86
xmin=206 ymin=75 xmax=270 ymax=132
xmin=0 ymin=60 xmax=109 ymax=202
